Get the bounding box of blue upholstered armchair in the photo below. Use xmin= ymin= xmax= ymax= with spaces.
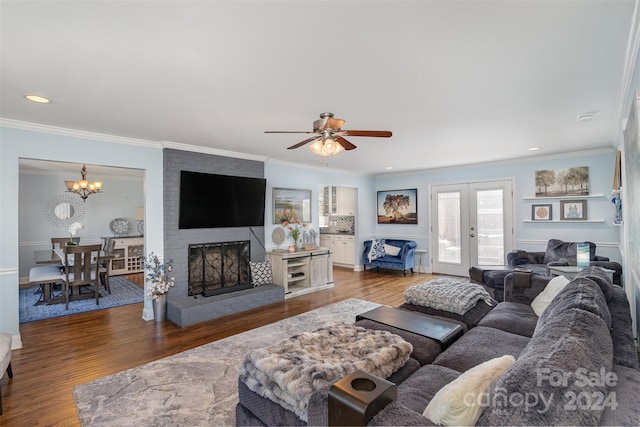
xmin=362 ymin=239 xmax=417 ymax=276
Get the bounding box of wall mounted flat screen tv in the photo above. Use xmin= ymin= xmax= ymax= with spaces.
xmin=179 ymin=171 xmax=266 ymax=229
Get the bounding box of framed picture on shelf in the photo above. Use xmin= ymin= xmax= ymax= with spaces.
xmin=560 ymin=199 xmax=587 ymax=221
xmin=272 ymin=188 xmax=311 ymax=224
xmin=377 ymin=188 xmax=417 ymax=224
xmin=531 ymin=204 xmax=552 ymax=221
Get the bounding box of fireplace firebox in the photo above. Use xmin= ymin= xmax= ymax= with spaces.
xmin=188 ymin=240 xmax=252 ymax=297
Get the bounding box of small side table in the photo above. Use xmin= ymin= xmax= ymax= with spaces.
xmin=414 ymin=249 xmax=427 ymax=274
xmin=548 ymin=265 xmax=615 ymax=283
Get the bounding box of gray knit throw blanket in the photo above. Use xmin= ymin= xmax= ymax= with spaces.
xmin=404 ymin=277 xmax=493 ymax=314
xmin=238 ymin=322 xmax=412 ymax=422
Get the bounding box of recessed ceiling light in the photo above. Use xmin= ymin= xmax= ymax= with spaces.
xmin=528 ymin=147 xmax=540 ymax=151
xmin=25 ymin=95 xmax=51 ymax=104
xmin=385 ymin=166 xmax=393 ymax=170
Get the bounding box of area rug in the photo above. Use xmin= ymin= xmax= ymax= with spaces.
xmin=19 ymin=276 xmax=144 ymax=323
xmin=73 ymin=298 xmax=381 ymax=426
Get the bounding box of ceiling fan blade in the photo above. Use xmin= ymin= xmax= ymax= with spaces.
xmin=287 ymin=137 xmax=319 ymax=150
xmin=325 ymin=117 xmax=345 ymax=130
xmin=343 ymin=130 xmax=392 ymax=137
xmin=265 ymin=131 xmax=316 ymax=134
xmin=335 ymin=136 xmax=357 ymax=150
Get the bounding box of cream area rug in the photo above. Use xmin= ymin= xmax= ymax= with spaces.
xmin=73 ymin=298 xmax=381 ymax=426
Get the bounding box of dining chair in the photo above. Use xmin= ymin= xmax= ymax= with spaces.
xmin=61 ymin=244 xmax=102 ymax=310
xmin=98 ymin=239 xmax=116 ymax=294
xmin=0 ymin=332 xmax=13 ymax=415
xmin=51 ymin=237 xmax=80 ymax=249
xmin=28 ymin=265 xmax=64 ymax=303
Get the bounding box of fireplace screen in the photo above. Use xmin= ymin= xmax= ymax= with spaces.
xmin=188 ymin=241 xmax=252 ymax=297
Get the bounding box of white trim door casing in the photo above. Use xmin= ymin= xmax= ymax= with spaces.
xmin=430 ymin=180 xmax=514 ymax=276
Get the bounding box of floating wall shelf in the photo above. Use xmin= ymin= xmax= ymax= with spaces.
xmin=522 ymin=193 xmax=605 ymax=200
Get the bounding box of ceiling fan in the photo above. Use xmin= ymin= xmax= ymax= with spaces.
xmin=265 ymin=112 xmax=392 ymax=156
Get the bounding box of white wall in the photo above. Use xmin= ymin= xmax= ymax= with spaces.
xmin=0 ymin=124 xmax=163 ymax=347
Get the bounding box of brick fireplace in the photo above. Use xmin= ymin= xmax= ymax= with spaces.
xmin=162 ymin=148 xmax=284 ymax=327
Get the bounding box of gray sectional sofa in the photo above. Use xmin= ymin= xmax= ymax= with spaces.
xmin=236 ymin=267 xmax=640 ymax=426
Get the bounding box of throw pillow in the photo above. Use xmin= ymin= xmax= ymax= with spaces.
xmin=249 ymin=261 xmax=272 ymax=287
xmin=383 ymin=243 xmax=401 ymax=257
xmin=367 ymin=239 xmax=386 ymax=262
xmin=530 ymin=275 xmax=570 ymax=316
xmin=423 ymin=355 xmax=515 ymax=426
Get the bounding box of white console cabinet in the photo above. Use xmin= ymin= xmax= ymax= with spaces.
xmin=266 ymin=248 xmax=333 ymax=299
xmin=103 ymin=236 xmax=144 ymax=276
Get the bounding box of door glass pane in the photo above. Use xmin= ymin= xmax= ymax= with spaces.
xmin=477 ymin=189 xmax=504 ymax=265
xmin=437 ymin=192 xmax=461 ymax=263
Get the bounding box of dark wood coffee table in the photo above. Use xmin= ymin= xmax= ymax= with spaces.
xmin=356 ymin=306 xmax=464 ymax=348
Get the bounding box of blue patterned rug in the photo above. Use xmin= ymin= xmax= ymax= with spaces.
xmin=19 ymin=276 xmax=144 ymax=323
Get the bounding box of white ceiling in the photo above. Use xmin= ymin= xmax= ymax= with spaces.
xmin=1 ymin=1 xmax=637 ymax=175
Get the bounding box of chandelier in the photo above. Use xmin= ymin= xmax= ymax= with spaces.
xmin=64 ymin=164 xmax=103 ymax=201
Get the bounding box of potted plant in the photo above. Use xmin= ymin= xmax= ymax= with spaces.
xmin=67 ymin=221 xmax=83 ymax=245
xmin=282 ymin=219 xmax=307 ymax=251
xmin=143 ymin=252 xmax=175 ymax=321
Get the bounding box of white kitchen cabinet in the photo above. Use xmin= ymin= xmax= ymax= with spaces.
xmin=320 ymin=234 xmax=355 ymax=266
xmin=336 ymin=187 xmax=355 ymax=215
xmin=322 ymin=186 xmax=355 ymax=216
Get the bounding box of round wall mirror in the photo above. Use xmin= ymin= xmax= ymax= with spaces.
xmin=44 ymin=194 xmax=85 ymax=228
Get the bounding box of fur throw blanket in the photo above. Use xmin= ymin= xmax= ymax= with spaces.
xmin=238 ymin=322 xmax=412 ymax=422
xmin=404 ymin=277 xmax=493 ymax=315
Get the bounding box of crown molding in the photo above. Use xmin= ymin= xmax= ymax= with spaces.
xmin=0 ymin=118 xmax=160 ymax=148
xmin=0 ymin=118 xmax=269 ymax=162
xmin=161 ymin=141 xmax=268 ymax=162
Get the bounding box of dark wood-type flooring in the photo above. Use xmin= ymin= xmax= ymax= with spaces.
xmin=1 ymin=268 xmax=438 ymax=426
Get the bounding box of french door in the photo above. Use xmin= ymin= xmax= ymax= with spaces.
xmin=430 ymin=180 xmax=514 ymax=276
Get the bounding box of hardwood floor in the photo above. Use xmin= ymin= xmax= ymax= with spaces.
xmin=1 ymin=268 xmax=438 ymax=426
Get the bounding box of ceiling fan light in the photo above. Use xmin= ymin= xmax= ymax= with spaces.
xmin=309 ymin=140 xmax=324 ymax=155
xmin=333 ymin=143 xmax=345 ymax=155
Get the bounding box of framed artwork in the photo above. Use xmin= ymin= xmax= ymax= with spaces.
xmin=560 ymin=199 xmax=587 ymax=220
xmin=377 ymin=188 xmax=417 ymax=224
xmin=613 ymin=150 xmax=622 ymax=190
xmin=535 ymin=166 xmax=589 ymax=197
xmin=531 ymin=204 xmax=552 ymax=221
xmin=272 ymin=188 xmax=311 ymax=224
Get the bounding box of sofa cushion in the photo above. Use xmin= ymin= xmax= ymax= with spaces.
xmin=423 ymin=355 xmax=515 ymax=426
xmin=530 ymin=275 xmax=570 ymax=316
xmin=433 ymin=326 xmax=530 ymax=373
xmin=367 ymin=238 xmax=386 ymax=261
xmin=543 ymin=239 xmax=596 ymax=264
xmin=601 ymin=364 xmax=640 ymax=427
xmin=477 ymin=302 xmax=539 ymax=337
xmin=383 ymin=243 xmax=401 ymax=256
xmin=536 ymin=277 xmax=612 ymax=332
xmin=479 ymin=308 xmax=614 ymax=426
xmin=397 ymin=364 xmax=462 ymax=414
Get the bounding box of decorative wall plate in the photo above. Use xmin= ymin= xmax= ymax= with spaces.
xmin=272 ymin=227 xmax=285 ymax=246
xmin=137 ymin=220 xmax=144 ymax=235
xmin=110 ymin=218 xmax=130 ymax=235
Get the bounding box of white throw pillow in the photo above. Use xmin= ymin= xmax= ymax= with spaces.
xmin=423 ymin=355 xmax=515 ymax=426
xmin=530 ymin=275 xmax=570 ymax=317
xmin=383 ymin=243 xmax=401 ymax=257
